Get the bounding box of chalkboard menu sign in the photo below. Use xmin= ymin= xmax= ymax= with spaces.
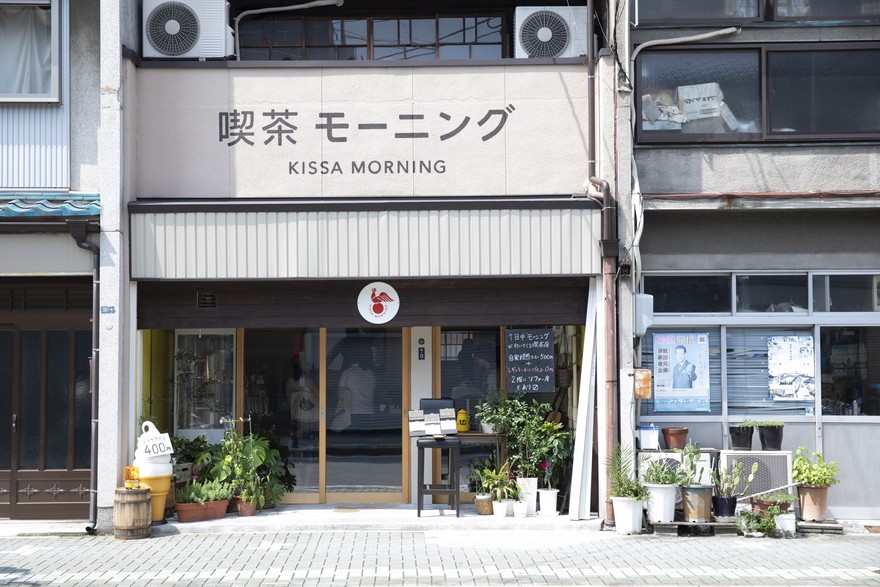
xmin=504 ymin=328 xmax=555 ymax=393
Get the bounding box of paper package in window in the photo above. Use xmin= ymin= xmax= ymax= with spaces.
xmin=641 ymin=92 xmax=684 ymax=131
xmin=677 ymin=82 xmax=724 ymax=121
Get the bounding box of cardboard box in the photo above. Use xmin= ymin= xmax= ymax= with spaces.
xmin=677 ymin=82 xmax=723 ymax=121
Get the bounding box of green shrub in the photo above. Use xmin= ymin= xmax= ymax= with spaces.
xmin=792 ymin=446 xmax=839 ymax=487
xmin=642 ymin=459 xmax=684 ymax=485
xmin=607 ymin=444 xmax=648 ymax=500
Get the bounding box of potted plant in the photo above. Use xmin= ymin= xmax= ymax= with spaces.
xmin=607 ymin=443 xmax=648 ymax=535
xmin=536 ymin=420 xmax=572 ymax=516
xmin=475 ymin=392 xmax=559 ymax=516
xmin=728 ymin=420 xmax=757 ymax=451
xmin=661 ymin=427 xmax=688 ymax=450
xmin=255 ymin=431 xmax=297 ymax=508
xmin=468 ymin=463 xmax=495 ymax=516
xmin=677 ymin=440 xmax=713 ymax=522
xmin=480 ymin=462 xmax=517 ymax=517
xmin=792 ymin=446 xmax=839 ymax=521
xmin=750 ymin=490 xmax=796 ymax=514
xmin=173 ymin=482 xmax=207 ymax=523
xmin=208 ymin=427 xmax=269 ymax=516
xmin=199 ymin=478 xmax=233 ymax=520
xmin=735 ymin=505 xmax=781 ymax=538
xmin=170 ymin=434 xmax=209 ymax=484
xmin=756 ymin=421 xmax=785 ymax=450
xmin=642 ymin=458 xmax=683 ymax=524
xmin=710 ymin=460 xmax=759 ymax=520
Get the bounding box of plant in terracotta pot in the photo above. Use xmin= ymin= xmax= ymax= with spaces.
xmin=756 ymin=421 xmax=785 ymax=450
xmin=728 ymin=420 xmax=757 ymax=451
xmin=173 ymin=481 xmax=207 ymax=523
xmin=661 ymin=427 xmax=688 ymax=450
xmin=711 ymin=460 xmax=759 ymax=520
xmin=749 ymin=491 xmax=796 ymax=514
xmin=792 ymin=446 xmax=839 ymax=521
xmin=199 ymin=478 xmax=233 ymax=520
xmin=607 ymin=443 xmax=648 ymax=535
xmin=642 ymin=458 xmax=684 ymax=524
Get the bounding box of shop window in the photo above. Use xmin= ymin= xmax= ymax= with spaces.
xmin=735 ymin=275 xmax=808 ymax=313
xmin=0 ymin=0 xmax=60 ymax=102
xmin=440 ymin=328 xmax=500 ymax=412
xmin=239 ymin=14 xmax=504 ymax=61
xmin=643 ymin=275 xmax=732 ymax=314
xmin=727 ymin=328 xmax=814 ymax=415
xmin=634 ymin=0 xmax=880 ymax=23
xmin=813 ymin=274 xmax=880 ymax=312
xmin=821 ymin=326 xmax=880 ymax=415
xmin=640 ymin=328 xmax=723 ymax=416
xmin=637 ymin=45 xmax=880 ymax=143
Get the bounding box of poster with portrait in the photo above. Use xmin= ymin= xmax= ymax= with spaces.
xmin=767 ymin=335 xmax=815 ymax=401
xmin=653 ymin=333 xmax=711 ymax=412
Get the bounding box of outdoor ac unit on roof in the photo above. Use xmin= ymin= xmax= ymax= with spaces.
xmin=514 ymin=6 xmax=589 ymax=58
xmin=143 ymin=0 xmax=231 ymax=59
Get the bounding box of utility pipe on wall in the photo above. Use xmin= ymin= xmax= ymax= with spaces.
xmin=586 ymin=0 xmax=620 ymax=523
xmin=67 ymin=219 xmax=100 ymax=535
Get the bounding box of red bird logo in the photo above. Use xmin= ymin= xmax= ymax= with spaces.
xmin=370 ymin=287 xmax=395 ymax=314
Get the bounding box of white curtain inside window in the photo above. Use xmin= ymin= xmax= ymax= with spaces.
xmin=0 ymin=6 xmax=52 ymax=95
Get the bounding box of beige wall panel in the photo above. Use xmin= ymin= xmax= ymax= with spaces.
xmin=0 ymin=234 xmax=93 ymax=275
xmin=135 ymin=65 xmax=590 ymax=198
xmin=131 ymin=208 xmax=600 ymax=279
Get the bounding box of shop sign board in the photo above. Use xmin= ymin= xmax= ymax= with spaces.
xmin=504 ymin=328 xmax=554 ymax=393
xmin=357 ymin=281 xmax=400 ymax=324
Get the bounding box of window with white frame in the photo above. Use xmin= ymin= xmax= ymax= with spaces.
xmin=637 ymin=44 xmax=880 ymax=143
xmin=0 ymin=0 xmax=60 ymax=102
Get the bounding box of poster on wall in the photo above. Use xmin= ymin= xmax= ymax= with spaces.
xmin=653 ymin=333 xmax=711 ymax=412
xmin=767 ymin=335 xmax=815 ymax=401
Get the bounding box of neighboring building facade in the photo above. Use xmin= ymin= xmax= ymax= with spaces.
xmin=0 ymin=0 xmax=103 ymax=521
xmin=616 ymin=0 xmax=880 ymax=519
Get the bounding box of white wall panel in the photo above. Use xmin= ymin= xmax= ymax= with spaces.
xmin=131 ymin=208 xmax=600 ymax=280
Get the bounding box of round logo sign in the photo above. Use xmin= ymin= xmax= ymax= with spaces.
xmin=357 ymin=282 xmax=400 ymax=324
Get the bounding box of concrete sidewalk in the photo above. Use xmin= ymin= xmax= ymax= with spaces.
xmin=1 ymin=503 xmax=877 ymax=537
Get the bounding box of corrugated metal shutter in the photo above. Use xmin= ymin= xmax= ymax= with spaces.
xmin=131 ymin=208 xmax=601 ymax=279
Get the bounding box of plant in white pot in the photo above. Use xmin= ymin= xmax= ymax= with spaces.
xmin=642 ymin=459 xmax=684 ymax=524
xmin=607 ymin=443 xmax=648 ymax=535
xmin=792 ymin=446 xmax=839 ymax=521
xmin=678 ymin=440 xmax=713 ymax=523
xmin=711 ymin=460 xmax=759 ymax=521
xmin=536 ymin=419 xmax=572 ymax=516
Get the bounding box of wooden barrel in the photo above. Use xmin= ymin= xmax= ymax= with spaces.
xmin=114 ymin=487 xmax=152 ymax=540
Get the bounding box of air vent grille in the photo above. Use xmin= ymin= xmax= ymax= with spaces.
xmin=518 ymin=10 xmax=570 ymax=58
xmin=197 ymin=291 xmax=217 ymax=309
xmin=719 ymin=450 xmax=793 ymax=497
xmin=146 ymin=1 xmax=200 ymax=56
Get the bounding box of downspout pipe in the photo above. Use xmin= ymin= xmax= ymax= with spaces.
xmin=67 ymin=219 xmax=100 ymax=535
xmin=234 ymin=0 xmax=344 ymax=60
xmin=586 ymin=0 xmax=620 ymax=524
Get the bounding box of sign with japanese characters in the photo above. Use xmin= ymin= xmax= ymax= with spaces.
xmin=136 ymin=65 xmax=590 ymax=198
xmin=504 ymin=328 xmax=555 ymax=393
xmin=767 ymin=335 xmax=815 ymax=401
xmin=652 ymin=333 xmax=710 ymax=412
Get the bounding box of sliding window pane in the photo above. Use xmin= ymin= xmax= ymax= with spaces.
xmin=776 ymin=0 xmax=880 ymax=18
xmin=643 ymin=275 xmax=731 ymax=313
xmin=735 ymin=275 xmax=808 ymax=313
xmin=637 ymin=0 xmax=759 ymax=21
xmin=239 ymin=20 xmax=265 ymax=45
xmin=410 ymin=19 xmax=436 ymax=44
xmin=439 ymin=18 xmax=464 ymax=43
xmin=639 ymin=51 xmax=761 ymax=139
xmin=439 ymin=45 xmax=469 ymax=60
xmin=0 ymin=332 xmax=11 ymax=470
xmin=471 ymin=44 xmax=502 ymax=59
xmin=374 ymin=46 xmax=405 ymax=61
xmin=813 ymin=275 xmax=879 ymax=312
xmin=821 ymin=327 xmax=880 ymax=415
xmin=332 ymin=19 xmax=367 ymax=45
xmin=46 ymin=331 xmax=69 ymax=469
xmin=476 ymin=16 xmax=502 ymax=42
xmin=769 ymin=49 xmax=880 ymax=135
xmin=276 ymin=19 xmax=302 ymax=45
xmin=305 ymin=19 xmax=331 ymax=45
xmin=373 ymin=19 xmax=398 ymax=45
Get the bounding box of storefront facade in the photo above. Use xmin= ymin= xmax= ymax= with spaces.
xmin=127 ymin=61 xmax=604 ymax=505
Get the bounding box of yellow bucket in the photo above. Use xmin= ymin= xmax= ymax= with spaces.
xmin=138 ymin=475 xmax=172 ymax=522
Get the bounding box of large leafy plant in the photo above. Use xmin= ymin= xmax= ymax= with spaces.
xmin=792 ymin=446 xmax=839 ymax=487
xmin=475 ymin=391 xmax=569 ymax=480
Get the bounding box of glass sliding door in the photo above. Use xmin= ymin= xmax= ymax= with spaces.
xmin=326 ymin=328 xmax=404 ymax=499
xmin=174 ymin=329 xmax=236 ymax=444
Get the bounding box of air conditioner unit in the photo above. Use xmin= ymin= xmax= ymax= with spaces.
xmin=143 ymin=0 xmax=231 ymax=59
xmin=719 ymin=450 xmax=793 ymax=498
xmin=514 ymin=6 xmax=589 ymax=59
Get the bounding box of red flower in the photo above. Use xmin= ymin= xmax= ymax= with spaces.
xmin=540 ymin=460 xmax=550 ymax=471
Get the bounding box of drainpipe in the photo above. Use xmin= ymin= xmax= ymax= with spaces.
xmin=586 ymin=0 xmax=620 ymax=523
xmin=67 ymin=219 xmax=100 ymax=535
